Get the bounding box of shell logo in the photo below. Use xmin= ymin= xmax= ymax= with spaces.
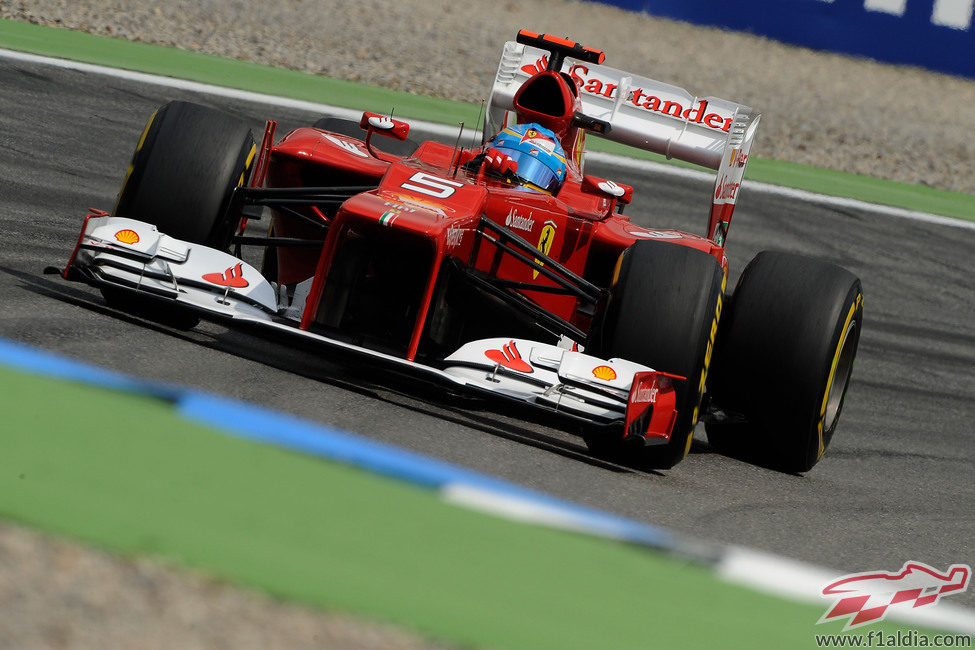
xmin=592 ymin=365 xmax=617 ymax=381
xmin=114 ymin=229 xmax=140 ymax=245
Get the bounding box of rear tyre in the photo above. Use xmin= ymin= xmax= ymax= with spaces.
xmin=706 ymin=251 xmax=863 ymax=473
xmin=589 ymin=240 xmax=726 ymax=469
xmin=106 ymin=101 xmax=256 ymax=328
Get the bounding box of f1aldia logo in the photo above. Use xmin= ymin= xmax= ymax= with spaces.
xmin=818 ymin=561 xmax=971 ymax=630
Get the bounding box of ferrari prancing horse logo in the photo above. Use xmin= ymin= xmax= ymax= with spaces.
xmin=532 ymin=220 xmax=557 ymax=279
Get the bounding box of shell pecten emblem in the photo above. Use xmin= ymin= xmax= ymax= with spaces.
xmin=592 ymin=365 xmax=617 ymax=381
xmin=532 ymin=220 xmax=558 ymax=279
xmin=114 ymin=229 xmax=140 ymax=245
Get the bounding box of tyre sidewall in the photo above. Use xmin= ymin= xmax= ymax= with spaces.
xmin=709 ymin=252 xmax=863 ymax=471
xmin=114 ymin=101 xmax=255 ymax=248
xmin=599 ymin=240 xmax=726 ymax=468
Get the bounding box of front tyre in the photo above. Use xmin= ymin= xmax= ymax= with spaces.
xmin=706 ymin=251 xmax=863 ymax=472
xmin=114 ymin=100 xmax=256 ymax=249
xmin=105 ymin=102 xmax=256 ymax=328
xmin=591 ymin=240 xmax=726 ymax=469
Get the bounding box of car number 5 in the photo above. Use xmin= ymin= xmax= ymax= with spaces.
xmin=400 ymin=172 xmax=464 ymax=198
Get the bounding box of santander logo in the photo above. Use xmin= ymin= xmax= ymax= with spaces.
xmin=714 ymin=175 xmax=740 ymax=200
xmin=504 ymin=208 xmax=535 ymax=232
xmin=484 ymin=340 xmax=533 ymax=374
xmin=202 ymin=263 xmax=248 ymax=289
xmin=504 ymin=207 xmax=534 ymax=232
xmin=520 ymin=56 xmax=735 ymax=133
xmin=521 ymin=56 xmax=548 ymax=76
xmin=635 ymin=384 xmax=658 ymax=404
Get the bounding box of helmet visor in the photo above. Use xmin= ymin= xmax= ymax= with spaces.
xmin=497 ymin=146 xmax=563 ymax=195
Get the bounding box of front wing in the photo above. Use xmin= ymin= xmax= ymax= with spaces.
xmin=62 ymin=212 xmax=680 ymax=444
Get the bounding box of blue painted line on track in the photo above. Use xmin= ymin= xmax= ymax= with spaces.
xmin=0 ymin=338 xmax=181 ymax=400
xmin=180 ymin=392 xmax=675 ymax=547
xmin=0 ymin=336 xmax=675 ymax=549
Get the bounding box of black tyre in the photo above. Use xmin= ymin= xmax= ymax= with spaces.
xmin=706 ymin=251 xmax=863 ymax=473
xmin=106 ymin=101 xmax=255 ymax=328
xmin=590 ymin=240 xmax=726 ymax=469
xmin=114 ymin=101 xmax=256 ymax=248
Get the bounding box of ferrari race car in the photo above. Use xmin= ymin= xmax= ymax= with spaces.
xmin=60 ymin=31 xmax=863 ymax=472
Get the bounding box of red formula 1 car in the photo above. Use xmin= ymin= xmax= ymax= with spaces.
xmin=62 ymin=31 xmax=862 ymax=472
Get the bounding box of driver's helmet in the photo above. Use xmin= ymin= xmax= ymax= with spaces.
xmin=488 ymin=123 xmax=567 ymax=195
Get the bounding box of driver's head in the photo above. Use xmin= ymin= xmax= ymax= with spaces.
xmin=488 ymin=123 xmax=567 ymax=195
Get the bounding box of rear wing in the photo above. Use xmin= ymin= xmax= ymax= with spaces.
xmin=485 ymin=40 xmax=761 ymax=243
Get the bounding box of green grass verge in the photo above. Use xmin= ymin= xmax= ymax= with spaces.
xmin=0 ymin=19 xmax=480 ymax=128
xmin=0 ymin=364 xmax=943 ymax=649
xmin=1 ymin=18 xmax=973 ymax=222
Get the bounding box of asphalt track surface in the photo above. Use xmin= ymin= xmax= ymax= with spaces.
xmin=1 ymin=58 xmax=972 ymax=606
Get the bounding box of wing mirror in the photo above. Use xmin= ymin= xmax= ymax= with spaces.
xmin=358 ymin=112 xmax=411 ymax=162
xmin=581 ymin=175 xmax=633 ymax=213
xmin=359 ymin=112 xmax=410 ymax=141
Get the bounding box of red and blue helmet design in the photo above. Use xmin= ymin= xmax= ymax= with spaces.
xmin=489 ymin=123 xmax=567 ymax=195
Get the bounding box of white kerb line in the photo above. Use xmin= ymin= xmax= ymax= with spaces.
xmin=1 ymin=47 xmax=972 ymax=232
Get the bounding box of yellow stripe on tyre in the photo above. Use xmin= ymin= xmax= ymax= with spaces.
xmin=687 ymin=270 xmax=727 ymax=457
xmin=816 ymin=292 xmax=862 ymax=460
xmin=114 ymin=108 xmax=158 ymax=215
xmin=238 ymin=143 xmax=257 ymax=187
